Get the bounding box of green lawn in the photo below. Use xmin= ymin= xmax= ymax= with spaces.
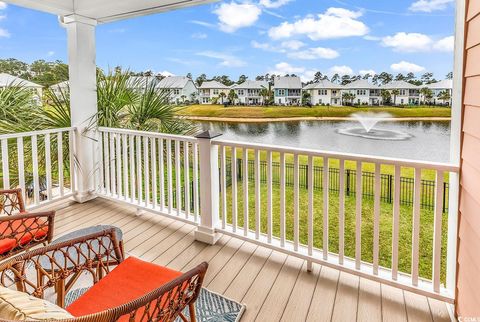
xmin=221 ymin=181 xmax=448 ymax=283
xmin=177 ymin=104 xmax=452 ymax=119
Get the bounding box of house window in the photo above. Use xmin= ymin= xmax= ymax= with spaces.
xmin=238 ymin=90 xmax=244 ymax=96
xmin=319 ymin=99 xmax=323 ymax=104
xmin=401 ymin=99 xmax=404 ymax=104
xmin=332 ymin=90 xmax=337 ymax=95
xmin=173 ymin=89 xmax=180 ymax=95
xmin=278 ymin=89 xmax=286 ymax=96
xmin=400 ymin=89 xmax=406 ymax=96
xmin=318 ymin=89 xmax=328 ymax=95
xmin=357 ymin=89 xmax=366 ymax=96
xmin=213 ymin=89 xmax=219 ymax=95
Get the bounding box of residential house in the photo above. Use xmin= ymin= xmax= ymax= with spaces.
xmin=156 ymin=76 xmax=197 ymax=104
xmin=0 ymin=73 xmax=43 ymax=104
xmin=198 ymin=80 xmax=230 ymax=104
xmin=273 ymin=76 xmax=302 ymax=105
xmin=425 ymin=79 xmax=453 ymax=105
xmin=381 ymin=80 xmax=421 ymax=105
xmin=341 ymin=79 xmax=379 ymax=105
xmin=50 ymin=80 xmax=69 ymax=98
xmin=303 ymin=80 xmax=343 ymax=106
xmin=231 ymin=80 xmax=269 ymax=105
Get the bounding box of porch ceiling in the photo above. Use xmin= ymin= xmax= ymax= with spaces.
xmin=4 ymin=0 xmax=217 ymax=23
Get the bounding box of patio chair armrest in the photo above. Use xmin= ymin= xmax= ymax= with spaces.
xmin=0 ymin=189 xmax=26 ymax=216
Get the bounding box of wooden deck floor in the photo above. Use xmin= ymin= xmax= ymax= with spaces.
xmin=41 ymin=198 xmax=452 ymax=322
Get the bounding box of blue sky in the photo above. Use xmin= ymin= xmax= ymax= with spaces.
xmin=0 ymin=0 xmax=455 ymax=81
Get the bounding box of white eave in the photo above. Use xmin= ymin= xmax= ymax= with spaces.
xmin=4 ymin=0 xmax=218 ymax=23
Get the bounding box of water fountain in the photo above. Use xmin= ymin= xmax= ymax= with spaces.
xmin=337 ymin=112 xmax=412 ymax=140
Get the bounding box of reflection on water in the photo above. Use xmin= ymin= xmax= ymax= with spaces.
xmin=196 ymin=120 xmax=451 ymax=162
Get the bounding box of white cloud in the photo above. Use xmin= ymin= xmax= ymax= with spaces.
xmin=189 ymin=20 xmax=216 ymax=28
xmin=268 ymin=7 xmax=369 ymax=40
xmin=0 ymin=2 xmax=6 ymax=10
xmin=381 ymin=32 xmax=455 ymax=53
xmin=0 ymin=28 xmax=10 ymax=38
xmin=328 ymin=65 xmax=354 ymax=76
xmin=196 ymin=51 xmax=247 ymax=67
xmin=287 ymin=47 xmax=339 ymax=60
xmin=381 ymin=32 xmax=433 ymax=52
xmin=259 ymin=0 xmax=292 ymax=8
xmin=390 ymin=61 xmax=425 ymax=73
xmin=359 ymin=69 xmax=376 ymax=76
xmin=433 ymin=35 xmax=454 ymax=52
xmin=280 ymin=40 xmax=305 ymax=51
xmin=192 ymin=32 xmax=208 ymax=39
xmin=46 ymin=51 xmax=55 ymax=57
xmin=159 ymin=71 xmax=175 ymax=77
xmin=409 ymin=0 xmax=454 ymax=12
xmin=268 ymin=62 xmax=316 ymax=81
xmin=213 ymin=2 xmax=262 ymax=33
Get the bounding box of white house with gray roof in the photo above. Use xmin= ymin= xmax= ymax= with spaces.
xmin=341 ymin=79 xmax=381 ymax=105
xmin=303 ymin=80 xmax=343 ymax=106
xmin=0 ymin=73 xmax=43 ymax=104
xmin=381 ymin=80 xmax=421 ymax=105
xmin=198 ymin=80 xmax=230 ymax=104
xmin=156 ymin=76 xmax=197 ymax=104
xmin=126 ymin=76 xmax=159 ymax=91
xmin=232 ymin=80 xmax=269 ymax=105
xmin=424 ymin=79 xmax=453 ymax=105
xmin=273 ymin=76 xmax=302 ymax=105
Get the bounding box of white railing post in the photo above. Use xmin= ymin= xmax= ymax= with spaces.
xmin=194 ymin=130 xmax=222 ymax=245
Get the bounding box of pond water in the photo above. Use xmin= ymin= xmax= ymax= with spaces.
xmin=196 ymin=120 xmax=451 ymax=163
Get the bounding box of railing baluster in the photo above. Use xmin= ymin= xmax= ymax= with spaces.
xmin=31 ymin=135 xmax=40 ymax=205
xmin=144 ymin=136 xmax=150 ymax=207
xmin=167 ymin=139 xmax=173 ymax=213
xmin=220 ymin=145 xmax=227 ymax=229
xmin=267 ymin=150 xmax=273 ymax=243
xmin=109 ymin=133 xmax=116 ymax=196
xmin=17 ymin=137 xmax=26 ymax=201
xmin=1 ymin=139 xmax=9 ymax=189
xmin=232 ymin=147 xmax=238 ymax=232
xmin=129 ymin=135 xmax=135 ymax=203
xmin=323 ymin=157 xmax=329 ymax=260
xmin=243 ymin=148 xmax=249 ymax=236
xmin=122 ymin=134 xmax=129 ymax=200
xmin=433 ymin=170 xmax=444 ymax=292
xmin=136 ymin=135 xmax=142 ymax=205
xmin=104 ymin=132 xmax=110 ymax=195
xmin=355 ymin=161 xmax=362 ymax=269
xmin=184 ymin=142 xmax=190 ymax=218
xmin=159 ymin=139 xmax=165 ymax=210
xmin=151 ymin=137 xmax=157 ymax=209
xmin=338 ymin=159 xmax=345 ymax=265
xmin=68 ymin=130 xmax=76 ymax=194
xmin=175 ymin=140 xmax=181 ymax=215
xmin=280 ymin=152 xmax=286 ymax=247
xmin=193 ymin=143 xmax=199 ymax=221
xmin=307 ymin=155 xmax=314 ymax=271
xmin=57 ymin=133 xmax=64 ymax=196
xmin=116 ymin=133 xmax=122 ymax=198
xmin=293 ymin=153 xmax=299 ymax=251
xmin=373 ymin=163 xmax=381 ymax=275
xmin=392 ymin=165 xmax=401 ymax=280
xmin=44 ymin=134 xmax=52 ymax=200
xmin=254 ymin=149 xmax=261 ymax=239
xmin=412 ymin=167 xmax=422 ymax=286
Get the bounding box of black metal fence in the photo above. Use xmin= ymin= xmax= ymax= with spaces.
xmin=225 ymin=158 xmax=449 ymax=213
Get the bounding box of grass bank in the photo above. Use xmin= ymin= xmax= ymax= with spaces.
xmin=177 ymin=105 xmax=451 ymax=120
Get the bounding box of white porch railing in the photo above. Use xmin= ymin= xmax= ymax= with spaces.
xmin=0 ymin=128 xmax=76 ymax=209
xmin=0 ymin=127 xmax=459 ymax=303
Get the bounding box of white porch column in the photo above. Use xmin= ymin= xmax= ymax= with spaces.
xmin=194 ymin=131 xmax=222 ymax=245
xmin=61 ymin=15 xmax=98 ymax=203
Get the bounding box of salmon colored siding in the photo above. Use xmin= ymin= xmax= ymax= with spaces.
xmin=457 ymin=0 xmax=480 ymax=317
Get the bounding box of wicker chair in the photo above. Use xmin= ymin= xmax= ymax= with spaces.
xmin=0 ymin=228 xmax=208 ymax=322
xmin=0 ymin=189 xmax=55 ymax=260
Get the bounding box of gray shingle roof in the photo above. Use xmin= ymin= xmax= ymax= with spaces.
xmin=199 ymin=80 xmax=230 ymax=89
xmin=0 ymin=73 xmax=43 ymax=88
xmin=426 ymin=79 xmax=453 ymax=89
xmin=232 ymin=80 xmax=268 ymax=89
xmin=381 ymin=80 xmax=419 ymax=90
xmin=304 ymin=80 xmax=343 ymax=90
xmin=343 ymin=79 xmax=378 ymax=89
xmin=156 ymin=76 xmax=194 ymax=89
xmin=274 ymin=76 xmax=302 ymax=89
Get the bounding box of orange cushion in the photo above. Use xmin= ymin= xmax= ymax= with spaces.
xmin=66 ymin=257 xmax=182 ymax=319
xmin=0 ymin=218 xmax=48 ymax=254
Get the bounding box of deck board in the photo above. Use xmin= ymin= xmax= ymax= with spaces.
xmin=39 ymin=198 xmax=451 ymax=322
